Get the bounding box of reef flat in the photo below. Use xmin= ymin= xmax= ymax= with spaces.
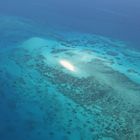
xmin=0 ymin=16 xmax=140 ymax=140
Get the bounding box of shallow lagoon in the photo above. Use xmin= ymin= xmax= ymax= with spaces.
xmin=0 ymin=16 xmax=140 ymax=140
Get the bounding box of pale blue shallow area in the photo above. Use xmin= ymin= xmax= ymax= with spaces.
xmin=0 ymin=1 xmax=140 ymax=140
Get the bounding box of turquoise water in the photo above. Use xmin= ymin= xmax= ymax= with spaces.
xmin=0 ymin=12 xmax=140 ymax=140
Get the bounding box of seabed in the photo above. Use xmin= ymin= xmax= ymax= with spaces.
xmin=0 ymin=16 xmax=140 ymax=140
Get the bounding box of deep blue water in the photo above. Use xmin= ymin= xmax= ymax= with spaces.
xmin=0 ymin=0 xmax=140 ymax=47
xmin=0 ymin=1 xmax=140 ymax=140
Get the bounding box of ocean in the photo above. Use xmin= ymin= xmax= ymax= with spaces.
xmin=0 ymin=0 xmax=140 ymax=140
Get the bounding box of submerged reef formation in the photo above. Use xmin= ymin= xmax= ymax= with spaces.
xmin=3 ymin=41 xmax=139 ymax=140
xmin=0 ymin=16 xmax=140 ymax=140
